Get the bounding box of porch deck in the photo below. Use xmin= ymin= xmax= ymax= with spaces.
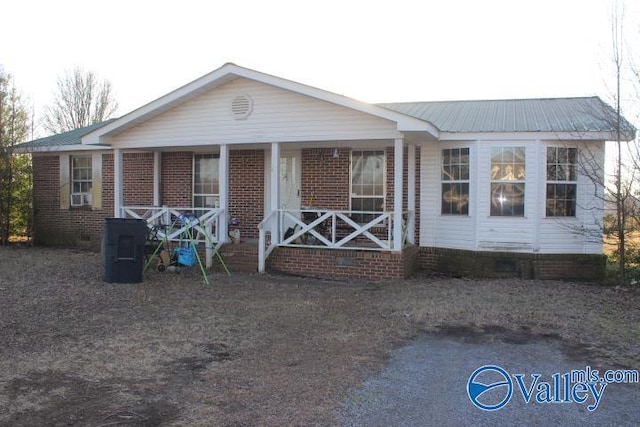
xmin=121 ymin=205 xmax=416 ymax=280
xmin=213 ymin=238 xmax=419 ymax=281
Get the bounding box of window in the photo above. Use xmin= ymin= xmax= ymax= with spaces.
xmin=546 ymin=147 xmax=577 ymax=217
xmin=490 ymin=147 xmax=525 ymax=216
xmin=351 ymin=150 xmax=385 ymax=222
xmin=441 ymin=148 xmax=470 ymax=215
xmin=71 ymin=155 xmax=92 ymax=206
xmin=193 ymin=154 xmax=220 ymax=208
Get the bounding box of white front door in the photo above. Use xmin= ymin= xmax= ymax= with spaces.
xmin=263 ymin=149 xmax=302 ymax=233
xmin=279 ymin=151 xmax=301 ymax=210
xmin=279 ymin=152 xmax=302 ymax=233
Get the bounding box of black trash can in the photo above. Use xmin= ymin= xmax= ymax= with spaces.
xmin=103 ymin=218 xmax=148 ymax=283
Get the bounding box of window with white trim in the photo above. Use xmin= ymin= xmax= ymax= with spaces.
xmin=490 ymin=147 xmax=525 ymax=216
xmin=546 ymin=147 xmax=577 ymax=217
xmin=193 ymin=153 xmax=220 ymax=208
xmin=71 ymin=155 xmax=92 ymax=206
xmin=351 ymin=150 xmax=385 ymax=222
xmin=441 ymin=148 xmax=470 ymax=215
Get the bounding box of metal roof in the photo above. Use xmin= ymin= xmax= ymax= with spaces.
xmin=378 ymin=96 xmax=634 ymax=134
xmin=16 ymin=119 xmax=116 ymax=149
xmin=17 ymin=95 xmax=635 ymax=151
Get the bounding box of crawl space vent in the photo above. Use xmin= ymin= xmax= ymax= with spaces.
xmin=231 ymin=94 xmax=253 ymax=120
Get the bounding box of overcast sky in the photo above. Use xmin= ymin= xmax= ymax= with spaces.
xmin=2 ymin=0 xmax=638 ymax=135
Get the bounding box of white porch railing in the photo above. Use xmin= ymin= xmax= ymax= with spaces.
xmin=258 ymin=209 xmax=279 ymax=273
xmin=121 ymin=205 xmax=225 ymax=268
xmin=258 ymin=209 xmax=413 ymax=273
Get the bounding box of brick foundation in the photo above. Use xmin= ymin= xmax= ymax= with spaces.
xmin=418 ymin=247 xmax=606 ymax=280
xmin=267 ymin=245 xmax=419 ymax=282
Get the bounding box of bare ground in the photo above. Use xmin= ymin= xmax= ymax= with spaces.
xmin=0 ymin=246 xmax=638 ymax=426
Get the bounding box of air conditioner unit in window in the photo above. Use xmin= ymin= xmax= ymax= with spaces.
xmin=71 ymin=193 xmax=84 ymax=206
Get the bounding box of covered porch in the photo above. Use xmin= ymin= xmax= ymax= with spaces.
xmin=113 ymin=138 xmax=420 ymax=277
xmin=82 ymin=63 xmax=438 ymax=279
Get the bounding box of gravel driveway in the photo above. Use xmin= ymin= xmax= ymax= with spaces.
xmin=338 ymin=328 xmax=640 ymax=426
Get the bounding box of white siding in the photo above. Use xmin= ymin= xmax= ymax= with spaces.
xmin=537 ymin=141 xmax=605 ymax=254
xmin=420 ymin=141 xmax=475 ymax=250
xmin=110 ymin=78 xmax=400 ymax=148
xmin=419 ymin=139 xmax=606 ymax=254
xmin=420 ymin=141 xmax=439 ymax=247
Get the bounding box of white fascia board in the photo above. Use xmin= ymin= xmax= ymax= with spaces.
xmin=108 ymin=131 xmax=405 ymax=150
xmin=439 ymin=131 xmax=624 ymax=141
xmin=82 ymin=63 xmax=440 ymax=145
xmin=14 ymin=144 xmax=110 ymax=154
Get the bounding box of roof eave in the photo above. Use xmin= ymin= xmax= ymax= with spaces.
xmin=438 ymin=130 xmax=635 ymax=141
xmin=14 ymin=144 xmax=109 ymax=154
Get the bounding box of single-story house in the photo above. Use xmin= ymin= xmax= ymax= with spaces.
xmin=17 ymin=63 xmax=635 ymax=281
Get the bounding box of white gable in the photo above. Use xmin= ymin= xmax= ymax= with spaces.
xmin=82 ymin=63 xmax=438 ymax=147
xmin=108 ymin=78 xmax=402 ymax=148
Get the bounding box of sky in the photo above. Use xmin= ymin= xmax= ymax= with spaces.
xmin=2 ymin=0 xmax=639 ymax=137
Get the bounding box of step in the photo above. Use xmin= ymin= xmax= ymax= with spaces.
xmin=215 ymin=243 xmax=259 ymax=274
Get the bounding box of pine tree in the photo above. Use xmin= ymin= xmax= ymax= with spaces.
xmin=0 ymin=66 xmax=31 ymax=244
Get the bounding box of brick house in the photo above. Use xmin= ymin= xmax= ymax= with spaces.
xmin=18 ymin=63 xmax=635 ymax=281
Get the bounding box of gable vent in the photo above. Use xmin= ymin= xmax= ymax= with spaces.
xmin=231 ymin=94 xmax=253 ymax=120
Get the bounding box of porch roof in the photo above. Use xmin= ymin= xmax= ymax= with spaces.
xmin=14 ymin=119 xmax=115 ymax=152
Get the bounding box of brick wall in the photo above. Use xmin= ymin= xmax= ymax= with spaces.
xmin=268 ymin=245 xmax=419 ymax=282
xmin=161 ymin=152 xmax=192 ymax=207
xmin=34 ymin=152 xmax=162 ymax=247
xmin=229 ymin=149 xmax=264 ymax=238
xmin=301 ymin=148 xmax=350 ymax=209
xmin=32 ymin=155 xmax=111 ymax=248
xmin=102 ymin=154 xmax=114 ymax=214
xmin=123 ymin=152 xmax=154 ymax=205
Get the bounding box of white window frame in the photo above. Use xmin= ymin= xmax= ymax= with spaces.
xmin=193 ymin=153 xmax=220 ymax=208
xmin=70 ymin=155 xmax=92 ymax=207
xmin=490 ymin=146 xmax=526 ymax=217
xmin=545 ymin=147 xmax=577 ymax=217
xmin=441 ymin=147 xmax=470 ymax=215
xmin=350 ymin=149 xmax=386 ymax=222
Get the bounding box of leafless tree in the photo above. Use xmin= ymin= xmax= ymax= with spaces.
xmin=557 ymin=2 xmax=639 ymax=285
xmin=602 ymin=1 xmax=640 ymax=284
xmin=43 ymin=67 xmax=118 ymax=134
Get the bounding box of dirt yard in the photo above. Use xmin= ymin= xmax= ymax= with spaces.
xmin=0 ymin=246 xmax=638 ymax=426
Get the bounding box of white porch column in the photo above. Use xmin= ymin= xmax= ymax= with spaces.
xmin=219 ymin=144 xmax=230 ymax=243
xmin=270 ymin=142 xmax=281 ymax=245
xmin=407 ymin=144 xmax=416 ymax=244
xmin=393 ymin=138 xmax=404 ymax=251
xmin=153 ymin=151 xmax=161 ymax=206
xmin=113 ymin=148 xmax=123 ymax=218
